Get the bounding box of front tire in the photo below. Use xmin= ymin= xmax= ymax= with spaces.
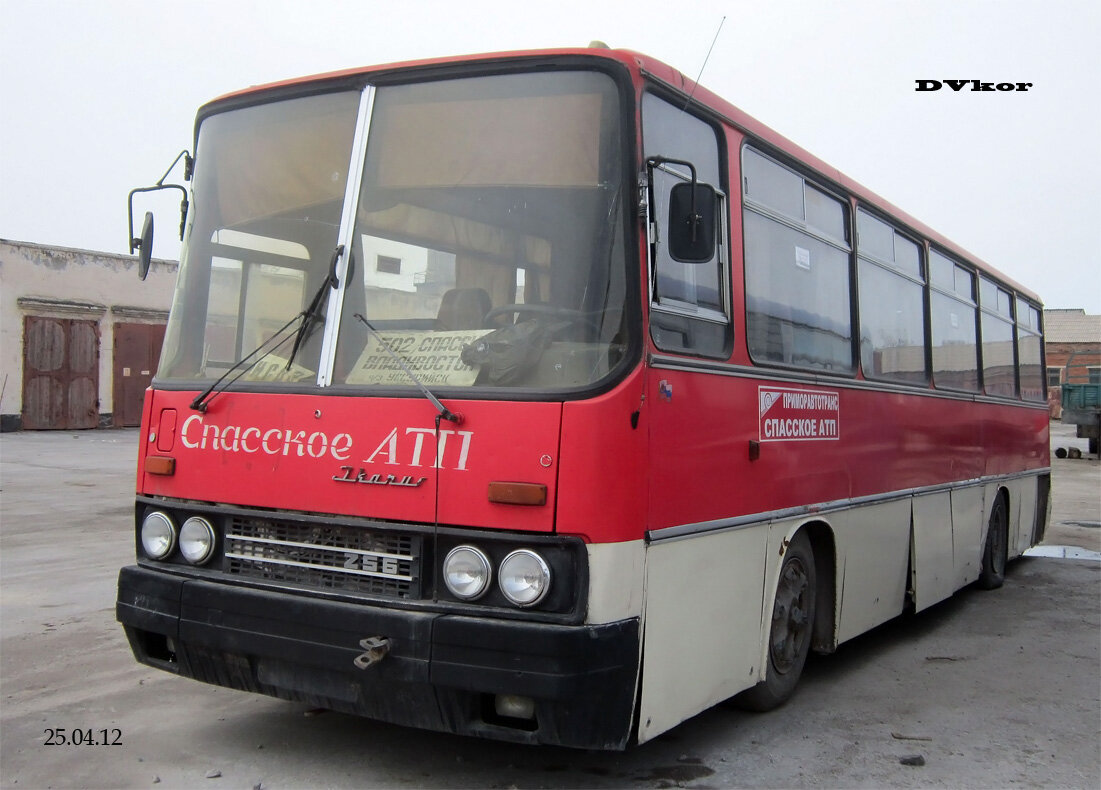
xmin=736 ymin=531 xmax=816 ymax=712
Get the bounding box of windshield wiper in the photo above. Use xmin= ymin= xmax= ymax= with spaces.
xmin=285 ymin=244 xmax=343 ymax=371
xmin=188 ymin=313 xmax=303 ymax=412
xmin=352 ymin=313 xmax=463 ymax=426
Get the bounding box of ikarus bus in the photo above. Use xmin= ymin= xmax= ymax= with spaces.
xmin=118 ymin=46 xmax=1050 ymax=750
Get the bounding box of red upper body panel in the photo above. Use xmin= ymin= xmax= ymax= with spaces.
xmin=141 ymin=390 xmax=563 ymax=533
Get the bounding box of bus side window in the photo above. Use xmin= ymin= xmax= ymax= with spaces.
xmin=856 ymin=210 xmax=928 ymax=385
xmin=742 ymin=148 xmax=854 ymax=374
xmin=929 ymin=251 xmax=980 ymax=392
xmin=979 ymin=276 xmax=1016 ymax=397
xmin=642 ymin=93 xmax=730 ymax=359
xmin=1016 ymin=300 xmax=1044 ymax=401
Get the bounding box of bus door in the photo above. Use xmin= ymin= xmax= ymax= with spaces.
xmin=636 ymin=93 xmax=768 ymax=742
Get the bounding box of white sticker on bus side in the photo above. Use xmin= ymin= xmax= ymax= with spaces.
xmin=795 ymin=246 xmax=811 ymax=270
xmin=758 ymin=386 xmax=840 ymax=442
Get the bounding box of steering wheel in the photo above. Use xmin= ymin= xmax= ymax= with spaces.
xmin=483 ymin=304 xmax=601 ymax=336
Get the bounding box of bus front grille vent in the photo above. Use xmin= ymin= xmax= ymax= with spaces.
xmin=224 ymin=516 xmax=422 ymax=599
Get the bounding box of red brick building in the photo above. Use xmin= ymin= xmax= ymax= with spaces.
xmin=1045 ymin=308 xmax=1101 ymax=418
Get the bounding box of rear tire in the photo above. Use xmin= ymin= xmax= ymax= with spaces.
xmin=978 ymin=493 xmax=1008 ymax=590
xmin=735 ymin=531 xmax=816 ymax=712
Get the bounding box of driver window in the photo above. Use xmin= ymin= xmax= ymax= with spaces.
xmin=642 ymin=93 xmax=730 ymax=358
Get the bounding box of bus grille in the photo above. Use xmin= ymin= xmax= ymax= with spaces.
xmin=224 ymin=516 xmax=422 ymax=599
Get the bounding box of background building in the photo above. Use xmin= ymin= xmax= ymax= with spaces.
xmin=1044 ymin=308 xmax=1101 ymax=419
xmin=1 ymin=239 xmax=176 ymax=431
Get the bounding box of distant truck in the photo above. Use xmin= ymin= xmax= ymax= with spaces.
xmin=1060 ymin=364 xmax=1101 ymax=456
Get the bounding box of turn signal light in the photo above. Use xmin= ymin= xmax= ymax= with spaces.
xmin=145 ymin=456 xmax=176 ymax=476
xmin=487 ymin=482 xmax=547 ymax=507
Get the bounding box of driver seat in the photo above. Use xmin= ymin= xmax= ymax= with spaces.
xmin=436 ymin=288 xmax=491 ymax=331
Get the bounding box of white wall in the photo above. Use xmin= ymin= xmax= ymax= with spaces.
xmin=0 ymin=239 xmax=177 ymax=428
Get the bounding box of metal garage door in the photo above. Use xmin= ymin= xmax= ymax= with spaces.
xmin=112 ymin=323 xmax=165 ymax=427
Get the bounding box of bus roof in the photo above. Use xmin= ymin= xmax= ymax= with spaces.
xmin=203 ymin=47 xmax=1040 ymax=305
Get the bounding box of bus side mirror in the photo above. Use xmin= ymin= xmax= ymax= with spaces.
xmin=668 ymin=181 xmax=717 ymax=263
xmin=126 ymin=149 xmax=192 ymax=280
xmin=134 ymin=212 xmax=154 ymax=280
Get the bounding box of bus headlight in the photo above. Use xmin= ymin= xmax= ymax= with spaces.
xmin=443 ymin=545 xmax=492 ymax=600
xmin=179 ymin=517 xmax=217 ymax=565
xmin=499 ymin=549 xmax=551 ymax=607
xmin=141 ymin=511 xmax=177 ymax=560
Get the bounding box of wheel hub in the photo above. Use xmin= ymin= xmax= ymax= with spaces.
xmin=770 ymin=558 xmax=810 ymax=675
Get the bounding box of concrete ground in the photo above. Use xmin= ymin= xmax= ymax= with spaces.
xmin=1 ymin=425 xmax=1098 ymax=789
xmin=1043 ymin=421 xmax=1101 ymax=555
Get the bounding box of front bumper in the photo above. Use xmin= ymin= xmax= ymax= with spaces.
xmin=116 ymin=565 xmax=640 ymax=749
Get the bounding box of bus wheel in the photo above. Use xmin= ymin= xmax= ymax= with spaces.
xmin=735 ymin=531 xmax=816 ymax=712
xmin=978 ymin=493 xmax=1008 ymax=590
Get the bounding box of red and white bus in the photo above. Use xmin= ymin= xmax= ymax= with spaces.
xmin=117 ymin=46 xmax=1050 ymax=750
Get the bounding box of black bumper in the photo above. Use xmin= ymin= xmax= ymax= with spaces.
xmin=116 ymin=565 xmax=639 ymax=750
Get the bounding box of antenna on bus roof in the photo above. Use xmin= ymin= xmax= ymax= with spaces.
xmin=682 ymin=16 xmax=726 ymax=110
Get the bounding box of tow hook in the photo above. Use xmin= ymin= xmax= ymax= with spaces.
xmin=354 ymin=636 xmax=391 ymax=669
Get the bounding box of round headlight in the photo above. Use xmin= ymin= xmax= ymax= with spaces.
xmin=179 ymin=517 xmax=217 ymax=565
xmin=141 ymin=511 xmax=177 ymax=560
xmin=498 ymin=549 xmax=551 ymax=607
xmin=443 ymin=545 xmax=492 ymax=600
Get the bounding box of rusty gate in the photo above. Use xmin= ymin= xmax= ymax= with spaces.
xmin=22 ymin=316 xmax=100 ymax=430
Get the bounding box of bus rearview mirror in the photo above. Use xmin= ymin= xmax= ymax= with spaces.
xmin=136 ymin=212 xmax=154 ymax=280
xmin=126 ymin=149 xmax=192 ymax=281
xmin=668 ymin=182 xmax=717 ymax=263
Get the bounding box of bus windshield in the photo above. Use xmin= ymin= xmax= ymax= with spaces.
xmin=158 ymin=70 xmax=630 ymax=393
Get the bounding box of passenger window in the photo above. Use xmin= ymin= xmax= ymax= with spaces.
xmin=980 ymin=276 xmax=1016 ymax=397
xmin=857 ymin=210 xmax=927 ymax=384
xmin=642 ymin=93 xmax=729 ymax=358
xmin=1016 ymin=300 xmax=1044 ymax=401
xmin=929 ymin=250 xmax=979 ymax=392
xmin=743 ymin=147 xmax=854 ymax=373
xmin=743 ymin=148 xmax=803 ymax=220
xmin=805 ymin=186 xmax=847 ymax=242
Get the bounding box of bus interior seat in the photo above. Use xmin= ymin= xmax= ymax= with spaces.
xmin=436 ymin=288 xmax=491 ymax=330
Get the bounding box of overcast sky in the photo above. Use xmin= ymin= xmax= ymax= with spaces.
xmin=2 ymin=0 xmax=1098 ymax=312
